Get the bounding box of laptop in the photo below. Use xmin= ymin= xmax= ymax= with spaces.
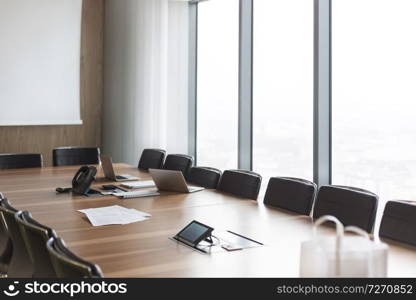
xmin=149 ymin=169 xmax=205 ymax=193
xmin=100 ymin=154 xmax=139 ymax=182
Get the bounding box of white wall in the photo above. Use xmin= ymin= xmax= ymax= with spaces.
xmin=103 ymin=0 xmax=189 ymax=165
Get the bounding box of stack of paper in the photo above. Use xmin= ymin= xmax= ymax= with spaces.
xmin=120 ymin=180 xmax=155 ymax=189
xmin=113 ymin=190 xmax=160 ymax=199
xmin=78 ymin=205 xmax=151 ymax=226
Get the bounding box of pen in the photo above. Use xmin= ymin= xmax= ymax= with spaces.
xmin=226 ymin=230 xmax=264 ymax=245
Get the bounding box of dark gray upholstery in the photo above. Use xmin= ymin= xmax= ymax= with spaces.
xmin=138 ymin=148 xmax=166 ymax=170
xmin=0 ymin=193 xmax=12 ymax=275
xmin=162 ymin=154 xmax=194 ymax=174
xmin=379 ymin=201 xmax=416 ymax=246
xmin=0 ymin=198 xmax=33 ymax=277
xmin=264 ymin=177 xmax=317 ymax=215
xmin=0 ymin=153 xmax=42 ymax=169
xmin=53 ymin=147 xmax=100 ymax=167
xmin=217 ymin=170 xmax=262 ymax=200
xmin=47 ymin=237 xmax=103 ymax=278
xmin=187 ymin=167 xmax=222 ymax=189
xmin=313 ymin=185 xmax=378 ymax=233
xmin=16 ymin=211 xmax=57 ymax=277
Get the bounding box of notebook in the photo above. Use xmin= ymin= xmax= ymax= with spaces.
xmin=113 ymin=189 xmax=160 ymax=199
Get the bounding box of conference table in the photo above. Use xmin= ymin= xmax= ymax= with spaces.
xmin=0 ymin=164 xmax=415 ymax=277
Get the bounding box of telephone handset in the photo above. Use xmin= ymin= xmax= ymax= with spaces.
xmin=72 ymin=166 xmax=97 ymax=195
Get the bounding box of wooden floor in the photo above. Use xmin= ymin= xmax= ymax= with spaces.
xmin=0 ymin=164 xmax=415 ymax=277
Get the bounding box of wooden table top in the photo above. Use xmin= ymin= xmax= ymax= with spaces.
xmin=0 ymin=164 xmax=415 ymax=277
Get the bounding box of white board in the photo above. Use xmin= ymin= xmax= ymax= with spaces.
xmin=0 ymin=0 xmax=83 ymax=126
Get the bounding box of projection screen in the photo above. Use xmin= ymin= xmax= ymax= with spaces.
xmin=0 ymin=0 xmax=82 ymax=126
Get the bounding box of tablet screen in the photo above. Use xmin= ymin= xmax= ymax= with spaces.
xmin=176 ymin=221 xmax=213 ymax=246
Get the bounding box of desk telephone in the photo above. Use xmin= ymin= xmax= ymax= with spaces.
xmin=72 ymin=166 xmax=97 ymax=195
xmin=56 ymin=166 xmax=98 ymax=196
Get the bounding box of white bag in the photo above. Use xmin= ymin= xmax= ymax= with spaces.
xmin=300 ymin=215 xmax=388 ymax=277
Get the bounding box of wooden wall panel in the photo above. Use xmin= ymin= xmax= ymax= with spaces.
xmin=0 ymin=0 xmax=104 ymax=166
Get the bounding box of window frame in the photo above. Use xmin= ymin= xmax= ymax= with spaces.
xmin=190 ymin=0 xmax=332 ymax=187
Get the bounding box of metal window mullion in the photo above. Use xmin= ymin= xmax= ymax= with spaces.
xmin=238 ymin=0 xmax=254 ymax=170
xmin=188 ymin=2 xmax=198 ymax=160
xmin=313 ymin=0 xmax=332 ymax=186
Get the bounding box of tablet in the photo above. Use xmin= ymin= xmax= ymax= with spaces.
xmin=174 ymin=220 xmax=214 ymax=247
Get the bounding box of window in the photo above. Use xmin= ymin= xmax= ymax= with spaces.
xmin=253 ymin=0 xmax=313 ymax=180
xmin=196 ymin=0 xmax=239 ymax=169
xmin=332 ymin=0 xmax=416 ymax=199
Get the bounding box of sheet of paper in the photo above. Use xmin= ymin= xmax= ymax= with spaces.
xmin=78 ymin=205 xmax=151 ymax=226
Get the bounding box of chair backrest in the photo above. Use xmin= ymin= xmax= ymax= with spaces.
xmin=0 ymin=198 xmax=33 ymax=277
xmin=46 ymin=237 xmax=103 ymax=278
xmin=0 ymin=194 xmax=13 ymax=275
xmin=379 ymin=201 xmax=416 ymax=246
xmin=138 ymin=148 xmax=166 ymax=170
xmin=0 ymin=153 xmax=42 ymax=169
xmin=264 ymin=177 xmax=317 ymax=215
xmin=162 ymin=154 xmax=194 ymax=174
xmin=187 ymin=167 xmax=222 ymax=189
xmin=53 ymin=147 xmax=100 ymax=167
xmin=312 ymin=185 xmax=378 ymax=233
xmin=217 ymin=170 xmax=262 ymax=200
xmin=15 ymin=211 xmax=57 ymax=277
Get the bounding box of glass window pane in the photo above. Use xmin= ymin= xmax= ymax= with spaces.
xmin=196 ymin=0 xmax=239 ymax=169
xmin=332 ymin=0 xmax=416 ymax=199
xmin=253 ymin=0 xmax=313 ymax=180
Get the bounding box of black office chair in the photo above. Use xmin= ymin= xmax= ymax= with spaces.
xmin=264 ymin=177 xmax=317 ymax=216
xmin=0 ymin=193 xmax=12 ymax=277
xmin=0 ymin=153 xmax=42 ymax=169
xmin=379 ymin=201 xmax=416 ymax=246
xmin=217 ymin=170 xmax=262 ymax=200
xmin=162 ymin=154 xmax=194 ymax=174
xmin=15 ymin=211 xmax=57 ymax=277
xmin=46 ymin=237 xmax=103 ymax=278
xmin=53 ymin=147 xmax=100 ymax=167
xmin=187 ymin=167 xmax=222 ymax=189
xmin=0 ymin=198 xmax=33 ymax=277
xmin=312 ymin=185 xmax=378 ymax=233
xmin=138 ymin=148 xmax=166 ymax=170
